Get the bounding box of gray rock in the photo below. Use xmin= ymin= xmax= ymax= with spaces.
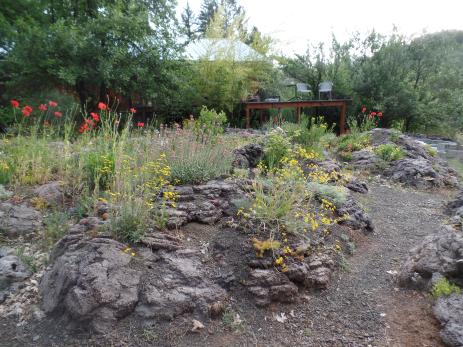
xmin=0 ymin=185 xmax=12 ymax=200
xmin=383 ymin=158 xmax=448 ymax=188
xmin=40 ymin=233 xmax=226 ymax=333
xmin=246 ymin=268 xmax=298 ymax=306
xmin=167 ymin=179 xmax=244 ymax=229
xmin=33 ymin=181 xmax=65 ymax=206
xmin=447 ymin=191 xmax=463 ymax=216
xmin=0 ymin=203 xmax=42 ymax=237
xmin=398 ymin=229 xmax=463 ymax=289
xmin=0 ymin=247 xmax=31 ymax=303
xmin=433 ymin=294 xmax=463 ymax=347
xmin=346 ymin=180 xmax=368 ymax=194
xmin=350 ymin=150 xmax=380 ymax=170
xmin=338 ymin=196 xmax=374 ymax=233
xmin=232 ymin=144 xmax=264 ymax=169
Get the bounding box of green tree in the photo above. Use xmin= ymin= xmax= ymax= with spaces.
xmin=1 ymin=0 xmax=181 ymax=112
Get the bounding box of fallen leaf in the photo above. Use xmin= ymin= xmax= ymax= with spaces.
xmin=274 ymin=312 xmax=288 ymax=323
xmin=191 ymin=319 xmax=205 ymax=332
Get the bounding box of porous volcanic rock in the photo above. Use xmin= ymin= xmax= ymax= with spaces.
xmin=232 ymin=144 xmax=264 ymax=169
xmin=446 ymin=190 xmax=463 ymax=217
xmin=0 ymin=247 xmax=31 ymax=303
xmin=246 ymin=268 xmax=298 ymax=307
xmin=350 ymin=150 xmax=380 ymax=170
xmin=433 ymin=294 xmax=463 ymax=347
xmin=166 ymin=179 xmax=246 ymax=229
xmin=0 ymin=203 xmax=42 ymax=237
xmin=338 ymin=196 xmax=374 ymax=233
xmin=246 ymin=254 xmax=335 ymax=306
xmin=40 ymin=224 xmax=227 ymax=333
xmin=33 ymin=181 xmax=65 ymax=206
xmin=398 ymin=228 xmax=463 ymax=290
xmin=383 ymin=158 xmax=458 ymax=189
xmin=346 ymin=179 xmax=369 ymax=194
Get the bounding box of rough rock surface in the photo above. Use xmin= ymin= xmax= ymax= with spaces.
xmin=398 ymin=228 xmax=463 ymax=289
xmin=232 ymin=144 xmax=264 ymax=169
xmin=446 ymin=191 xmax=463 ymax=217
xmin=33 ymin=181 xmax=65 ymax=206
xmin=40 ymin=224 xmax=227 ymax=333
xmin=0 ymin=203 xmax=41 ymax=237
xmin=346 ymin=179 xmax=369 ymax=194
xmin=348 ymin=128 xmax=459 ymax=188
xmin=0 ymin=248 xmax=31 ymax=303
xmin=246 ymin=268 xmax=298 ymax=307
xmin=384 ymin=158 xmax=458 ymax=189
xmin=246 ymin=254 xmax=335 ymax=306
xmin=338 ymin=196 xmax=374 ymax=233
xmin=166 ymin=179 xmax=245 ymax=229
xmin=433 ymin=294 xmax=463 ymax=347
xmin=350 ymin=150 xmax=380 ymax=170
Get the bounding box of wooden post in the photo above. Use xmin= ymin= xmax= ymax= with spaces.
xmin=245 ymin=107 xmax=250 ymax=129
xmin=339 ymin=103 xmax=347 ymax=135
xmin=296 ymin=107 xmax=301 ymax=124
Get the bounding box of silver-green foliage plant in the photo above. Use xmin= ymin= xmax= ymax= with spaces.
xmin=307 ymin=182 xmax=347 ymax=207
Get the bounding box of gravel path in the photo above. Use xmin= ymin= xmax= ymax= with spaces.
xmin=288 ymin=182 xmax=449 ymax=346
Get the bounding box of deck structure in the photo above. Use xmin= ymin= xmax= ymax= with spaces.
xmin=243 ymin=99 xmax=350 ymax=134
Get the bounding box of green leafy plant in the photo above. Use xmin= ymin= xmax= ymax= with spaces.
xmin=431 ymin=278 xmax=461 ymax=299
xmin=424 ymin=144 xmax=438 ymax=157
xmin=193 ymin=106 xmax=227 ymax=144
xmin=374 ymin=144 xmax=405 ymax=162
xmin=262 ymin=131 xmax=291 ymax=170
xmin=110 ymin=199 xmax=148 ymax=243
xmin=83 ymin=151 xmax=115 ymax=191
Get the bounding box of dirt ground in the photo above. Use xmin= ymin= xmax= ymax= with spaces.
xmin=0 ymin=181 xmax=453 ymax=347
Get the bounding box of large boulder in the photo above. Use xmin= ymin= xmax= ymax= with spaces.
xmin=0 ymin=247 xmax=31 ymax=303
xmin=0 ymin=203 xmax=42 ymax=237
xmin=33 ymin=181 xmax=65 ymax=206
xmin=398 ymin=228 xmax=463 ymax=289
xmin=433 ymin=294 xmax=463 ymax=347
xmin=232 ymin=144 xmax=264 ymax=169
xmin=166 ymin=179 xmax=245 ymax=229
xmin=40 ymin=226 xmax=227 ymax=333
xmin=383 ymin=158 xmax=458 ymax=189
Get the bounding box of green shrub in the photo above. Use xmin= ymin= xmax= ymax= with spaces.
xmin=82 ymin=151 xmax=115 ymax=191
xmin=389 ymin=129 xmax=402 ymax=143
xmin=431 ymin=278 xmax=461 ymax=299
xmin=191 ymin=106 xmax=227 ymax=144
xmin=336 ymin=133 xmax=371 ymax=153
xmin=374 ymin=144 xmax=405 ymax=162
xmin=307 ymin=182 xmax=347 ymax=207
xmin=167 ymin=140 xmax=233 ymax=185
xmin=110 ymin=199 xmax=148 ymax=243
xmin=281 ymin=115 xmax=332 ymax=147
xmin=262 ymin=131 xmax=291 ymax=170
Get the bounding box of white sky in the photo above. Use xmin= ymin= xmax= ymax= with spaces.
xmin=176 ymin=0 xmax=463 ymax=55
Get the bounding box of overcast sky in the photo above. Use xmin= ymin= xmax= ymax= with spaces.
xmin=176 ymin=0 xmax=463 ymax=55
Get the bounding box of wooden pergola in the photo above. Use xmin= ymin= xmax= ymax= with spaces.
xmin=243 ymin=99 xmax=350 ymax=134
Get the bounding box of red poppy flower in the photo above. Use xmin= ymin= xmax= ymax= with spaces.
xmin=129 ymin=108 xmax=136 ymax=113
xmin=361 ymin=107 xmax=366 ymax=113
xmin=39 ymin=104 xmax=47 ymax=111
xmin=54 ymin=111 xmax=62 ymax=118
xmin=137 ymin=122 xmax=145 ymax=127
xmin=79 ymin=123 xmax=90 ymax=133
xmin=48 ymin=101 xmax=58 ymax=107
xmin=43 ymin=120 xmax=50 ymax=126
xmin=98 ymin=102 xmax=107 ymax=110
xmin=22 ymin=106 xmax=33 ymax=117
xmin=90 ymin=112 xmax=100 ymax=121
xmin=377 ymin=112 xmax=383 ymax=117
xmin=10 ymin=100 xmax=19 ymax=108
xmin=370 ymin=112 xmax=377 ymax=117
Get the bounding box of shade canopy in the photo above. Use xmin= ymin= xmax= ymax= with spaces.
xmin=184 ymin=38 xmax=263 ymax=61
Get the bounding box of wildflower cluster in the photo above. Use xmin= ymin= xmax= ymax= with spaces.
xmin=240 ymin=145 xmax=348 ymax=271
